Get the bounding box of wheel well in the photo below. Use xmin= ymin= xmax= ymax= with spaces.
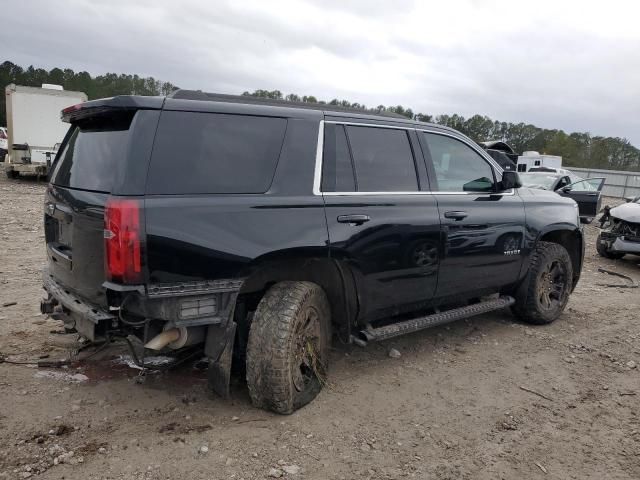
xmin=539 ymin=229 xmax=582 ymax=288
xmin=235 ymin=256 xmax=357 ymax=343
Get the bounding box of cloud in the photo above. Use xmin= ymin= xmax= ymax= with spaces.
xmin=2 ymin=0 xmax=639 ymax=144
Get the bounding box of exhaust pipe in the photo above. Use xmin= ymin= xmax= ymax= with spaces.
xmin=144 ymin=326 xmax=206 ymax=351
xmin=40 ymin=298 xmax=58 ymax=314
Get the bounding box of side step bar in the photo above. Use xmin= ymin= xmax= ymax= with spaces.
xmin=355 ymin=296 xmax=515 ymax=345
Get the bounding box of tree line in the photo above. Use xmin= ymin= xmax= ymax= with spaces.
xmin=243 ymin=89 xmax=640 ymax=172
xmin=0 ymin=61 xmax=178 ymax=128
xmin=1 ymin=61 xmax=637 ymax=171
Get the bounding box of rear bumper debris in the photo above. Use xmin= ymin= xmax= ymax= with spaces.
xmin=42 ymin=269 xmax=114 ymax=340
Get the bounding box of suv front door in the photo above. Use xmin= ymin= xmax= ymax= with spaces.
xmin=419 ymin=131 xmax=526 ymax=301
xmin=319 ymin=120 xmax=441 ymax=324
xmin=556 ymin=177 xmax=605 ymax=219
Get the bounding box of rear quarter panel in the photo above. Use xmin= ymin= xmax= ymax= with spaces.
xmin=144 ymin=117 xmax=329 ymax=284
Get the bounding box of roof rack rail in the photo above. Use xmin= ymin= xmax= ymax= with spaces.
xmin=168 ymin=89 xmax=408 ymax=119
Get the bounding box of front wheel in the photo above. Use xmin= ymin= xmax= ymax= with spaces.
xmin=512 ymin=241 xmax=573 ymax=325
xmin=246 ymin=281 xmax=331 ymax=414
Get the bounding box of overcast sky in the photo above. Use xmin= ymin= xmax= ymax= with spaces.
xmin=4 ymin=0 xmax=640 ymax=144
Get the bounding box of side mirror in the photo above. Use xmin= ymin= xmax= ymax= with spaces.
xmin=499 ymin=171 xmax=522 ymax=191
xmin=560 ymin=185 xmax=572 ymax=193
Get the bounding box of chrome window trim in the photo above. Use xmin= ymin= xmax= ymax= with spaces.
xmin=326 ymin=120 xmax=415 ymax=130
xmin=312 ymin=120 xmax=325 ymax=195
xmin=323 ymin=190 xmax=514 ymax=196
xmin=312 ymin=119 xmax=513 ymax=197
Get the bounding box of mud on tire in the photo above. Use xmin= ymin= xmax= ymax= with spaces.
xmin=512 ymin=241 xmax=573 ymax=325
xmin=246 ymin=281 xmax=331 ymax=414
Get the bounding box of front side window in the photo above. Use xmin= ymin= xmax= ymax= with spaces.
xmin=422 ymin=133 xmax=495 ymax=192
xmin=568 ymin=178 xmax=600 ymax=192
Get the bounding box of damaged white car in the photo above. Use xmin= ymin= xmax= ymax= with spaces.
xmin=597 ymin=196 xmax=640 ymax=259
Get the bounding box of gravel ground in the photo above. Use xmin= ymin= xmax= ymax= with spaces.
xmin=1 ymin=174 xmax=639 ymax=480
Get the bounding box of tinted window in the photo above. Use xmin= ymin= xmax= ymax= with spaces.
xmin=569 ymin=179 xmax=599 ymax=192
xmin=321 ymin=124 xmax=355 ymax=192
xmin=423 ymin=133 xmax=495 ymax=192
xmin=51 ymin=112 xmax=133 ymax=193
xmin=346 ymin=126 xmax=418 ymax=192
xmin=147 ymin=112 xmax=287 ymax=194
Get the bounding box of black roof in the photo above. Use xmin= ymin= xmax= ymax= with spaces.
xmin=169 ymin=89 xmax=410 ymax=119
xmin=63 ymin=90 xmax=454 ymax=135
xmin=479 ymin=140 xmax=515 ymax=154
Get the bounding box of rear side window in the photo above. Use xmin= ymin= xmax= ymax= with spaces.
xmin=147 ymin=112 xmax=287 ymax=194
xmin=346 ymin=126 xmax=418 ymax=192
xmin=321 ymin=124 xmax=418 ymax=192
xmin=321 ymin=124 xmax=356 ymax=192
xmin=51 ymin=112 xmax=133 ymax=193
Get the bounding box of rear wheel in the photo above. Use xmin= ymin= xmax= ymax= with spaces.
xmin=512 ymin=241 xmax=573 ymax=325
xmin=596 ymin=235 xmax=625 ymax=259
xmin=246 ymin=281 xmax=331 ymax=414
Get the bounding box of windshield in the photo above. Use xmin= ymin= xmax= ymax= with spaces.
xmin=519 ymin=173 xmax=559 ymax=190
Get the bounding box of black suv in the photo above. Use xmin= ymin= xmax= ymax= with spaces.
xmin=41 ymin=91 xmax=584 ymax=413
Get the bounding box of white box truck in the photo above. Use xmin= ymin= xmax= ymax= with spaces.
xmin=4 ymin=84 xmax=87 ymax=178
xmin=516 ymin=151 xmax=563 ymax=173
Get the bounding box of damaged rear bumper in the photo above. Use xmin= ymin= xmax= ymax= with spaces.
xmin=42 ymin=269 xmax=115 ymax=341
xmin=41 ymin=268 xmax=243 ymax=398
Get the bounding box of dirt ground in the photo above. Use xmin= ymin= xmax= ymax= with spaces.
xmin=1 ymin=173 xmax=638 ymax=480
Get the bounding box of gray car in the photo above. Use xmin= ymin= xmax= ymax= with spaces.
xmin=519 ymin=172 xmax=606 ymax=222
xmin=597 ymin=196 xmax=640 ymax=259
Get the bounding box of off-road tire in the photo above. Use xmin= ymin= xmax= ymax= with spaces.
xmin=512 ymin=241 xmax=573 ymax=325
xmin=246 ymin=281 xmax=331 ymax=414
xmin=5 ymin=169 xmax=18 ymax=179
xmin=596 ymin=235 xmax=625 ymax=259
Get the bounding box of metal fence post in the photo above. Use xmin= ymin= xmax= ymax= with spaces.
xmin=623 ymin=174 xmax=629 ymax=199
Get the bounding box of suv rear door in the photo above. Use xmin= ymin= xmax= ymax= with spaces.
xmin=418 ymin=131 xmax=526 ymax=300
xmin=320 ymin=119 xmax=441 ymax=323
xmin=45 ymin=108 xmax=159 ymax=307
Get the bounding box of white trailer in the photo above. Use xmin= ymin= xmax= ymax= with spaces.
xmin=4 ymin=84 xmax=87 ymax=178
xmin=516 ymin=151 xmax=562 ymax=172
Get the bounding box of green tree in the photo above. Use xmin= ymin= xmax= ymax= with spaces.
xmin=2 ymin=62 xmax=639 ymax=171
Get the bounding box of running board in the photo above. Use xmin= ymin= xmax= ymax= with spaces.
xmin=354 ymin=296 xmax=515 ymax=345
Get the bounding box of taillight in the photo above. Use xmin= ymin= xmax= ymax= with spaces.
xmin=104 ymin=198 xmax=143 ymax=283
xmin=62 ymin=103 xmax=83 ymax=114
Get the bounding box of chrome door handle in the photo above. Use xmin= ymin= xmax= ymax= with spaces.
xmin=337 ymin=214 xmax=370 ymax=225
xmin=444 ymin=211 xmax=468 ymax=221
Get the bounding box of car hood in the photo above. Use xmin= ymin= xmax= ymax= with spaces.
xmin=521 ymin=184 xmax=550 ymax=190
xmin=610 ymin=202 xmax=640 ymax=223
xmin=519 ymin=187 xmax=560 ymax=198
